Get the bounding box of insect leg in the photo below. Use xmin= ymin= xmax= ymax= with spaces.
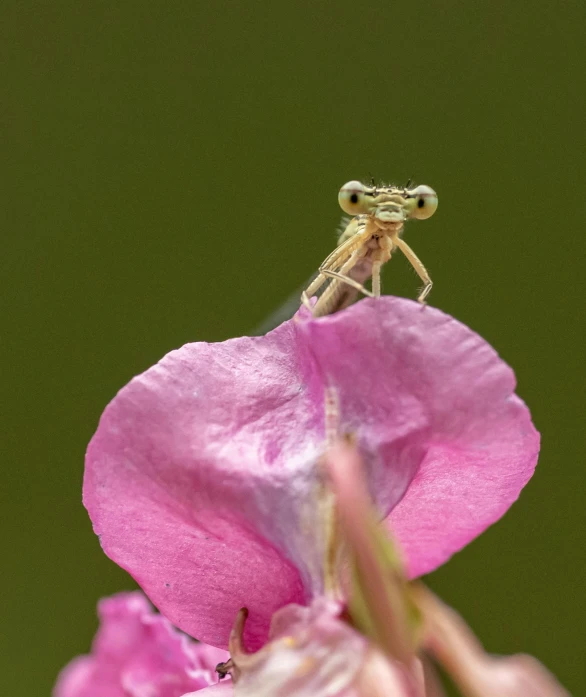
xmin=302 ymin=223 xmax=373 ymax=315
xmin=371 ymin=261 xmax=382 ymax=296
xmin=301 ymin=272 xmax=328 ymax=310
xmin=373 ymin=236 xmax=394 ymax=296
xmin=321 ymin=269 xmax=374 ymax=298
xmin=394 ymin=237 xmax=433 ymax=303
xmin=319 ymin=222 xmax=371 ymax=272
xmin=369 ymin=235 xmax=393 ymax=297
xmin=301 ymin=231 xmax=367 ymax=310
xmin=312 ymin=249 xmax=368 ymax=317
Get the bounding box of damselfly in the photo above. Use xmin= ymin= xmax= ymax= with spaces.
xmin=302 ymin=180 xmax=438 ymax=317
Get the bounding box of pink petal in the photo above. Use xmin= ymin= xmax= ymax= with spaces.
xmin=85 ymin=321 xmax=330 ymax=648
xmin=53 ymin=592 xmax=227 ymax=697
xmin=235 ymin=599 xmax=368 ymax=696
xmin=85 ymin=297 xmax=538 ymax=648
xmin=298 ymin=298 xmax=539 ymax=578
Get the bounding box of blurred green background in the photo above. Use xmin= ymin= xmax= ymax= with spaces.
xmin=1 ymin=1 xmax=584 ymax=694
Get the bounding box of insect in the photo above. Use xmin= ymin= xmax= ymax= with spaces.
xmin=301 ymin=180 xmax=438 ymax=317
xmin=216 ymin=660 xmax=235 ymax=680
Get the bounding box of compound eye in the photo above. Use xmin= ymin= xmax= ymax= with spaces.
xmin=410 ymin=185 xmax=438 ymax=220
xmin=338 ymin=180 xmax=367 ymax=215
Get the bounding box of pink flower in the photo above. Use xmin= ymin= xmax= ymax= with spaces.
xmin=84 ymin=297 xmax=539 ymax=650
xmin=178 ymin=441 xmax=563 ymax=697
xmin=53 ymin=591 xmax=228 ymax=697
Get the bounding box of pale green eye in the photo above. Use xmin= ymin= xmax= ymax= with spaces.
xmin=338 ymin=180 xmax=367 ymax=215
xmin=409 ymin=185 xmax=438 ymax=220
